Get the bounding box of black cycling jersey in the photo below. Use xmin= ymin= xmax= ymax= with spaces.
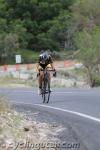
xmin=38 ymin=55 xmax=53 ymax=69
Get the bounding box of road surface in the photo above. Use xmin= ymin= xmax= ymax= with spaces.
xmin=0 ymin=87 xmax=100 ymax=150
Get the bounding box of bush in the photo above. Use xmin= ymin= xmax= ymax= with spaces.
xmin=52 ymin=51 xmax=74 ymax=60
xmin=52 ymin=51 xmax=61 ymax=60
xmin=15 ymin=49 xmax=39 ymax=64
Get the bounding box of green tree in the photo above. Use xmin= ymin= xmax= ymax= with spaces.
xmin=3 ymin=0 xmax=74 ymax=51
xmin=0 ymin=33 xmax=19 ymax=64
xmin=65 ymin=0 xmax=100 ymax=50
xmin=75 ymin=27 xmax=100 ymax=87
xmin=71 ymin=0 xmax=100 ymax=87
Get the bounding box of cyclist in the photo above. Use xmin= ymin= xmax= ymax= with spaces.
xmin=36 ymin=50 xmax=56 ymax=94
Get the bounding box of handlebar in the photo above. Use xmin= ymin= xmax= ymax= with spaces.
xmin=38 ymin=68 xmax=57 ymax=77
xmin=39 ymin=69 xmax=55 ymax=72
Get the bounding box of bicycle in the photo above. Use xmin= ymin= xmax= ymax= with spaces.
xmin=39 ymin=68 xmax=55 ymax=103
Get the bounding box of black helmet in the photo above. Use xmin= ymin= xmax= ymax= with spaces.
xmin=40 ymin=50 xmax=44 ymax=54
xmin=42 ymin=52 xmax=49 ymax=61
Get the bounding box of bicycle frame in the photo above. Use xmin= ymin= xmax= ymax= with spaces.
xmin=40 ymin=68 xmax=54 ymax=103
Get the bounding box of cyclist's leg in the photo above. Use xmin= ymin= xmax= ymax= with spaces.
xmin=39 ymin=71 xmax=44 ymax=87
xmin=46 ymin=64 xmax=52 ymax=92
xmin=37 ymin=66 xmax=43 ymax=94
xmin=48 ymin=72 xmax=52 ymax=92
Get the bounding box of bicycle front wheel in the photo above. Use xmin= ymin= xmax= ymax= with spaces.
xmin=45 ymin=79 xmax=50 ymax=103
xmin=42 ymin=79 xmax=50 ymax=103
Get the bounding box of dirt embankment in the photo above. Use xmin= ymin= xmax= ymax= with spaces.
xmin=0 ymin=97 xmax=65 ymax=150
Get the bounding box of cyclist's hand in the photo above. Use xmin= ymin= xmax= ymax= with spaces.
xmin=37 ymin=72 xmax=40 ymax=77
xmin=53 ymin=69 xmax=57 ymax=77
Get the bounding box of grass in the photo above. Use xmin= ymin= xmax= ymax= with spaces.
xmin=0 ymin=75 xmax=31 ymax=87
xmin=56 ymin=67 xmax=87 ymax=80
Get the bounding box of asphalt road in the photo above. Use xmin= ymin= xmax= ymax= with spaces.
xmin=0 ymin=87 xmax=100 ymax=150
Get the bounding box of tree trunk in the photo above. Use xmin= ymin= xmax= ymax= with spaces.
xmin=86 ymin=66 xmax=95 ymax=87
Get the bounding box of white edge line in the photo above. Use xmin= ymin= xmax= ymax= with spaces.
xmin=7 ymin=91 xmax=73 ymax=94
xmin=11 ymin=101 xmax=100 ymax=123
xmin=34 ymin=104 xmax=100 ymax=123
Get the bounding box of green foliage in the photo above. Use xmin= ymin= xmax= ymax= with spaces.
xmin=0 ymin=0 xmax=74 ymax=53
xmin=72 ymin=0 xmax=100 ymax=87
xmin=0 ymin=33 xmax=19 ymax=64
xmin=0 ymin=0 xmax=76 ymax=64
xmin=0 ymin=18 xmax=7 ymax=32
xmin=66 ymin=0 xmax=100 ymax=50
xmin=0 ymin=0 xmax=99 ymax=70
xmin=16 ymin=49 xmax=39 ymax=63
xmin=52 ymin=50 xmax=74 ymax=60
xmin=75 ymin=27 xmax=100 ymax=87
xmin=94 ymin=76 xmax=100 ymax=87
xmin=75 ymin=27 xmax=100 ymax=65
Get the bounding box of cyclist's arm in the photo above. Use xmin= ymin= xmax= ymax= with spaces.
xmin=49 ymin=56 xmax=55 ymax=70
xmin=36 ymin=63 xmax=40 ymax=71
xmin=50 ymin=62 xmax=55 ymax=70
xmin=36 ymin=57 xmax=41 ymax=71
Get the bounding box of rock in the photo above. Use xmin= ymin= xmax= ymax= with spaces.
xmin=24 ymin=127 xmax=30 ymax=132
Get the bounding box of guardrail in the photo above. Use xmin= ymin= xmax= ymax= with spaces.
xmin=0 ymin=60 xmax=82 ymax=72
